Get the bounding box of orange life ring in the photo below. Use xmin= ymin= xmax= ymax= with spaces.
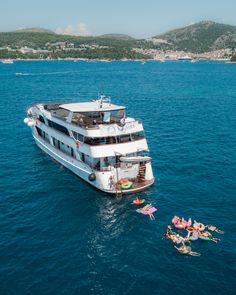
xmin=119 ymin=179 xmax=129 ymax=185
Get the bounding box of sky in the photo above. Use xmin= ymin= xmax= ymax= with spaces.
xmin=0 ymin=0 xmax=236 ymax=38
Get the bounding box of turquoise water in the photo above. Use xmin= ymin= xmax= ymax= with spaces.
xmin=0 ymin=60 xmax=235 ymax=294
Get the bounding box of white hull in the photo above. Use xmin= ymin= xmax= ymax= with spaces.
xmin=33 ymin=135 xmax=154 ymax=195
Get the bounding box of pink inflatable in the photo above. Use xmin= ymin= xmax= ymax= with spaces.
xmin=172 ymin=216 xmax=192 ymax=229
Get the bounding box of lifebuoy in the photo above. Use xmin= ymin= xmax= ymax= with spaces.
xmin=121 ymin=181 xmax=133 ymax=190
xmin=119 ymin=179 xmax=129 ymax=185
xmin=88 ymin=173 xmax=96 ymax=181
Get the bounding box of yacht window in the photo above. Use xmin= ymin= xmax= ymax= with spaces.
xmin=38 ymin=115 xmax=45 ymax=124
xmin=48 ymin=119 xmax=70 ymax=136
xmin=84 ymin=137 xmax=106 ymax=145
xmin=81 ymin=153 xmax=85 ymax=162
xmin=119 ymin=134 xmax=131 ymax=143
xmin=35 ymin=126 xmax=42 ymax=137
xmin=105 ymin=136 xmax=117 ymax=144
xmin=131 ymin=131 xmax=145 ymax=140
xmin=72 ymin=131 xmax=84 ymax=142
xmin=103 ymin=112 xmax=111 ymax=123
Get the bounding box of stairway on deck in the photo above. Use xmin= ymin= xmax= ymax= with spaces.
xmin=137 ymin=164 xmax=146 ymax=182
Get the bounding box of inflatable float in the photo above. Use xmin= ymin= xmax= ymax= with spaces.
xmin=193 ymin=221 xmax=206 ymax=231
xmin=132 ymin=198 xmax=145 ymax=205
xmin=198 ymin=231 xmax=213 ymax=241
xmin=121 ymin=181 xmax=133 ymax=190
xmin=136 ymin=205 xmax=157 ymax=220
xmin=188 ymin=231 xmax=199 ymax=241
xmin=172 ymin=216 xmax=192 ymax=229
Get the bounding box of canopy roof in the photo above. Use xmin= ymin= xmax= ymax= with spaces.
xmin=60 ymin=101 xmax=125 ymax=113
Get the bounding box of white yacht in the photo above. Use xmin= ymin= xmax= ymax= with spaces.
xmin=24 ymin=95 xmax=154 ymax=194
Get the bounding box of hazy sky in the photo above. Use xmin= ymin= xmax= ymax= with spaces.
xmin=1 ymin=0 xmax=236 ymax=38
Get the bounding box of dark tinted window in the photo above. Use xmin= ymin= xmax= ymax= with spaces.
xmin=36 ymin=126 xmax=42 ymax=137
xmin=38 ymin=115 xmax=45 ymax=124
xmin=48 ymin=120 xmax=70 ymax=136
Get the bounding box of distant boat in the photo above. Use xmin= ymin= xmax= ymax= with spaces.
xmin=178 ymin=56 xmax=192 ymax=61
xmin=1 ymin=59 xmax=14 ymax=64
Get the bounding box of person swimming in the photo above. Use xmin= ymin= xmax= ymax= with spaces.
xmin=142 ymin=205 xmax=155 ymax=220
xmin=174 ymin=244 xmax=200 ymax=256
xmin=166 ymin=224 xmax=175 ymax=235
xmin=172 ymin=234 xmax=187 ymax=245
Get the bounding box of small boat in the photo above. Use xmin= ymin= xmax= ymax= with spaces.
xmin=1 ymin=59 xmax=14 ymax=64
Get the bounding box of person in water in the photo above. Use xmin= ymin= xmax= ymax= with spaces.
xmin=200 ymin=231 xmax=221 ymax=243
xmin=166 ymin=224 xmax=175 ymax=235
xmin=206 ymin=224 xmax=224 ymax=234
xmin=173 ymin=234 xmax=187 ymax=245
xmin=174 ymin=244 xmax=200 ymax=256
xmin=135 ymin=197 xmax=142 ymax=203
xmin=194 ymin=220 xmax=224 ymax=234
xmin=142 ymin=205 xmax=155 ymax=220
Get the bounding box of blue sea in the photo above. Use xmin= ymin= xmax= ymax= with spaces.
xmin=0 ymin=60 xmax=235 ymax=295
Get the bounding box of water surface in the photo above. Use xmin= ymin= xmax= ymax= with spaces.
xmin=0 ymin=60 xmax=235 ymax=295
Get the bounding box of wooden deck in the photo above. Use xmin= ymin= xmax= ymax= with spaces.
xmin=115 ymin=178 xmax=154 ymax=194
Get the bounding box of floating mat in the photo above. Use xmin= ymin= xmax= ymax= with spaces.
xmin=136 ymin=206 xmax=157 ymax=215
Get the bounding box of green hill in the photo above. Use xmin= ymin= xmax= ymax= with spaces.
xmin=0 ymin=31 xmax=148 ymax=60
xmin=0 ymin=31 xmax=137 ymax=49
xmin=98 ymin=34 xmax=134 ymax=40
xmin=14 ymin=27 xmax=55 ymax=34
xmin=152 ymin=21 xmax=236 ymax=52
xmin=1 ymin=21 xmax=236 ymax=58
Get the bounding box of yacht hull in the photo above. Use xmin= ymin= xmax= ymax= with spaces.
xmin=33 ymin=135 xmax=154 ymax=195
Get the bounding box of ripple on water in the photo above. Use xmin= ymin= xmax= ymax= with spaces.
xmin=0 ymin=60 xmax=235 ymax=295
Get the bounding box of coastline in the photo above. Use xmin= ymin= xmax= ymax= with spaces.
xmin=0 ymin=57 xmax=232 ymax=62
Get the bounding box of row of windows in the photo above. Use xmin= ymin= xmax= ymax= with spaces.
xmin=36 ymin=126 xmax=75 ymax=158
xmin=73 ymin=131 xmax=145 ymax=145
xmin=38 ymin=115 xmax=144 ymax=146
xmin=38 ymin=115 xmax=70 ymax=136
xmin=52 ymin=137 xmax=75 ymax=157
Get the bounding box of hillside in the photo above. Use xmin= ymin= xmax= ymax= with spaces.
xmin=1 ymin=21 xmax=236 ymax=59
xmin=15 ymin=27 xmax=55 ymax=34
xmin=0 ymin=31 xmax=137 ymax=49
xmin=0 ymin=31 xmax=148 ymax=60
xmin=152 ymin=21 xmax=236 ymax=52
xmin=99 ymin=34 xmax=134 ymax=40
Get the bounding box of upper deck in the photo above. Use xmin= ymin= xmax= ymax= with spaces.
xmin=60 ymin=99 xmax=125 ymax=113
xmin=29 ymin=96 xmax=144 ymax=138
xmin=42 ymin=97 xmax=126 ymax=127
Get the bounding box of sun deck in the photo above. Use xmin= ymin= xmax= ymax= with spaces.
xmin=60 ymin=101 xmax=125 ymax=113
xmin=42 ymin=99 xmax=129 ymax=129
